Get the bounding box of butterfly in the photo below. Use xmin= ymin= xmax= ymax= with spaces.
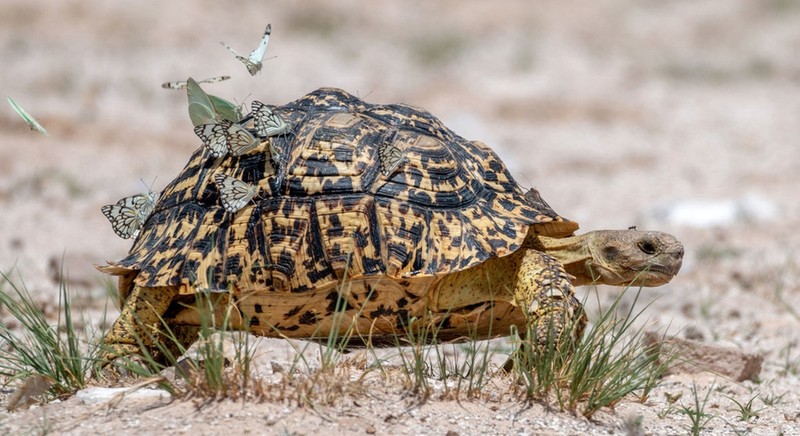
xmin=224 ymin=121 xmax=261 ymax=156
xmin=186 ymin=78 xmax=242 ymax=127
xmin=378 ymin=144 xmax=405 ymax=176
xmin=7 ymin=97 xmax=48 ymax=135
xmin=251 ymin=101 xmax=289 ymax=137
xmin=214 ymin=174 xmax=258 ymax=213
xmin=117 ymin=189 xmax=159 ymax=218
xmin=162 ymin=76 xmax=230 ymax=90
xmin=221 ymin=24 xmax=272 ymax=76
xmin=101 ymin=191 xmax=159 ymax=239
xmin=194 ymin=122 xmax=229 ymax=157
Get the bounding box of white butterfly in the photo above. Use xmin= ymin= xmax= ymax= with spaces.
xmin=225 ymin=121 xmax=261 ymax=156
xmin=117 ymin=190 xmax=159 ymax=218
xmin=251 ymin=101 xmax=289 ymax=137
xmin=221 ymin=24 xmax=272 ymax=76
xmin=7 ymin=97 xmax=48 ymax=136
xmin=194 ymin=123 xmax=228 ymax=157
xmin=214 ymin=174 xmax=258 ymax=213
xmin=378 ymin=144 xmax=405 ymax=176
xmin=161 ymin=76 xmax=231 ymax=90
xmin=102 ymin=191 xmax=159 ymax=239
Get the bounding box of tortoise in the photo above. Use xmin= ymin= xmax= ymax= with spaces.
xmin=98 ymin=88 xmax=683 ymax=366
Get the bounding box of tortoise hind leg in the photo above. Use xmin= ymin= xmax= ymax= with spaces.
xmin=101 ymin=285 xmax=200 ymax=368
xmin=503 ymin=249 xmax=588 ymax=371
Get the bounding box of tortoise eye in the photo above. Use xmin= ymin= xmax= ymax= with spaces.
xmin=638 ymin=240 xmax=657 ymax=255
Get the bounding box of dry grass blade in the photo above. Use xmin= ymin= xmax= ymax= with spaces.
xmin=103 ymin=376 xmax=169 ymax=409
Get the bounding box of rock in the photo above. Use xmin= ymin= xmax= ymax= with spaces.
xmin=75 ymin=386 xmax=172 ymax=405
xmin=644 ymin=332 xmax=763 ymax=382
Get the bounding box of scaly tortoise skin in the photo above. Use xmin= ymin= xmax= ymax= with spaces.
xmin=99 ymin=88 xmax=683 ymax=364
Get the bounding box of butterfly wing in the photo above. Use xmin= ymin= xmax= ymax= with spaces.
xmin=208 ymin=94 xmax=242 ymax=123
xmin=214 ymin=174 xmax=257 ymax=213
xmin=221 ymin=41 xmax=261 ymax=76
xmin=7 ymin=97 xmax=48 ymax=136
xmin=101 ymin=204 xmax=141 ymax=239
xmin=127 ymin=190 xmax=159 ymax=218
xmin=247 ymin=25 xmax=271 ymax=64
xmin=251 ymin=101 xmax=289 ymax=137
xmin=161 ymin=81 xmax=187 ymax=90
xmin=194 ymin=123 xmax=228 ymax=157
xmin=186 ymin=78 xmax=217 ymax=126
xmin=379 ymin=144 xmax=405 ymax=176
xmin=226 ymin=122 xmax=260 ymax=156
xmin=199 ymin=76 xmax=231 ymax=85
xmin=162 ymin=76 xmax=230 ymax=90
xmin=221 ymin=41 xmax=245 ymax=59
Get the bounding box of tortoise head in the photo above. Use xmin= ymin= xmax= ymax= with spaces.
xmin=538 ymin=229 xmax=684 ymax=287
xmin=582 ymin=230 xmax=684 ymax=287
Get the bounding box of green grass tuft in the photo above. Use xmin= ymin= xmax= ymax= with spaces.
xmin=0 ymin=268 xmax=102 ymax=398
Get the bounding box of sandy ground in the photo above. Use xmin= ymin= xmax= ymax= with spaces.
xmin=1 ymin=0 xmax=800 ymax=434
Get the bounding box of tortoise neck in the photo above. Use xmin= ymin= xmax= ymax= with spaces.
xmin=533 ymin=234 xmax=595 ymax=286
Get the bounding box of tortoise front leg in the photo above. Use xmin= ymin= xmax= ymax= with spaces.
xmin=514 ymin=250 xmax=587 ymax=346
xmin=502 ymin=250 xmax=587 ymax=372
xmin=101 ymin=285 xmax=200 ymax=368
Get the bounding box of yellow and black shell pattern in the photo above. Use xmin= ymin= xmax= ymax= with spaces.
xmin=107 ymin=88 xmax=578 ymax=298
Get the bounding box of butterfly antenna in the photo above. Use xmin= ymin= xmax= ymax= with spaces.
xmin=140 ymin=177 xmax=158 ymax=192
xmin=234 ymin=93 xmax=253 ymax=109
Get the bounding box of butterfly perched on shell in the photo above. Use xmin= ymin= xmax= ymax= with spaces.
xmin=102 ymin=190 xmax=160 ymax=239
xmin=221 ymin=24 xmax=273 ymax=76
xmin=161 ymin=76 xmax=230 ymax=90
xmin=251 ymin=101 xmax=288 ymax=163
xmin=214 ymin=174 xmax=258 ymax=213
xmin=195 ymin=120 xmax=261 ymax=158
xmin=7 ymin=97 xmax=48 ymax=136
xmin=224 ymin=121 xmax=261 ymax=156
xmin=251 ymin=101 xmax=289 ymax=138
xmin=194 ymin=122 xmax=228 ymax=158
xmin=378 ymin=144 xmax=405 ymax=176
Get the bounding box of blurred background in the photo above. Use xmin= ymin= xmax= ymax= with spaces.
xmin=1 ymin=0 xmax=799 ymax=350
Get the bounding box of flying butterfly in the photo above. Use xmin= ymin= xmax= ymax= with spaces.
xmin=161 ymin=76 xmax=231 ymax=90
xmin=378 ymin=144 xmax=405 ymax=177
xmin=221 ymin=24 xmax=273 ymax=76
xmin=7 ymin=97 xmax=48 ymax=135
xmin=194 ymin=122 xmax=228 ymax=157
xmin=251 ymin=100 xmax=289 ymax=137
xmin=224 ymin=121 xmax=260 ymax=156
xmin=214 ymin=174 xmax=258 ymax=213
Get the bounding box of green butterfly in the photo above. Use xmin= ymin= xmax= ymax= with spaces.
xmin=185 ymin=77 xmax=242 ymax=126
xmin=7 ymin=97 xmax=48 ymax=136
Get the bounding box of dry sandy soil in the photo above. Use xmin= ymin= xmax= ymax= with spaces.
xmin=2 ymin=0 xmax=800 ymax=434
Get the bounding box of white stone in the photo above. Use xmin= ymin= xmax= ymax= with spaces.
xmin=75 ymin=386 xmax=172 ymax=405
